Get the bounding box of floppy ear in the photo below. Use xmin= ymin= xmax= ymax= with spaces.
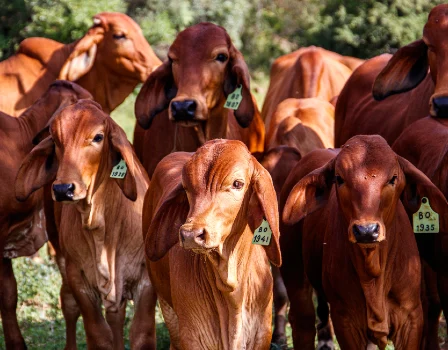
xmin=373 ymin=40 xmax=428 ymax=101
xmin=145 ymin=183 xmax=189 ymax=261
xmin=135 ymin=60 xmax=176 ymax=129
xmin=398 ymin=156 xmax=448 ymax=218
xmin=248 ymin=159 xmax=282 ymax=266
xmin=224 ymin=46 xmax=255 ymax=128
xmin=108 ymin=118 xmax=139 ymax=201
xmin=15 ymin=136 xmax=58 ymax=202
xmin=282 ymin=158 xmax=335 ymax=225
xmin=59 ymin=25 xmax=104 ymax=81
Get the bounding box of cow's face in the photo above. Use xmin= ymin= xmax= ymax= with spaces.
xmin=373 ymin=4 xmax=448 ymax=118
xmin=60 ymin=12 xmax=160 ymax=84
xmin=135 ymin=23 xmax=255 ymax=131
xmin=333 ymin=137 xmax=403 ymax=244
xmin=283 ymin=135 xmax=448 ymax=246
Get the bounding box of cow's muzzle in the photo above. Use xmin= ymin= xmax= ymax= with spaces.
xmin=171 ymin=100 xmax=197 ymax=121
xmin=53 ymin=183 xmax=75 ymax=202
xmin=352 ymin=223 xmax=379 ymax=244
xmin=180 ymin=227 xmax=207 ymax=250
xmin=432 ymin=96 xmax=448 ymax=118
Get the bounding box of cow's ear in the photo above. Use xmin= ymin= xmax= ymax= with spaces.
xmin=108 ymin=118 xmax=140 ymax=201
xmin=15 ymin=136 xmax=58 ymax=202
xmin=145 ymin=183 xmax=189 ymax=261
xmin=224 ymin=46 xmax=255 ymax=128
xmin=398 ymin=156 xmax=448 ymax=219
xmin=135 ymin=60 xmax=176 ymax=129
xmin=373 ymin=40 xmax=428 ymax=101
xmin=282 ymin=158 xmax=335 ymax=225
xmin=59 ymin=21 xmax=105 ymax=81
xmin=248 ymin=159 xmax=282 ymax=266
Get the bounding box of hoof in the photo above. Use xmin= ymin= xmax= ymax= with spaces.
xmin=317 ymin=340 xmax=335 ymax=350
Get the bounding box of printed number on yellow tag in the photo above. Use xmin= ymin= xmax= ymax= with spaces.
xmin=224 ymin=85 xmax=243 ymax=110
xmin=413 ymin=197 xmax=439 ymax=233
xmin=110 ymin=159 xmax=127 ymax=179
xmin=252 ymin=219 xmax=272 ymax=246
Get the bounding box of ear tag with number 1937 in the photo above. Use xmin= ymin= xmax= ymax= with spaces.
xmin=224 ymin=85 xmax=243 ymax=110
xmin=252 ymin=219 xmax=272 ymax=246
xmin=110 ymin=159 xmax=127 ymax=179
xmin=413 ymin=197 xmax=439 ymax=233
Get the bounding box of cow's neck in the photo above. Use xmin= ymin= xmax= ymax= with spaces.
xmin=195 ymin=225 xmax=259 ymax=348
xmin=75 ymin=64 xmax=139 ymax=113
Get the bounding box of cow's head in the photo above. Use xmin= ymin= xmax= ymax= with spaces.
xmin=16 ymin=100 xmax=138 ymax=204
xmin=59 ymin=12 xmax=160 ymax=85
xmin=373 ymin=4 xmax=448 ymax=118
xmin=146 ymin=140 xmax=281 ymax=269
xmin=283 ymin=135 xmax=447 ymax=245
xmin=135 ymin=23 xmax=255 ymax=131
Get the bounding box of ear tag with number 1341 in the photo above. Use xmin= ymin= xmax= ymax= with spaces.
xmin=413 ymin=197 xmax=439 ymax=233
xmin=224 ymin=85 xmax=243 ymax=110
xmin=252 ymin=219 xmax=272 ymax=246
xmin=110 ymin=159 xmax=127 ymax=179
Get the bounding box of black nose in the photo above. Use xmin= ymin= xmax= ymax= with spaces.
xmin=52 ymin=183 xmax=75 ymax=202
xmin=353 ymin=223 xmax=379 ymax=243
xmin=432 ymin=97 xmax=448 ymax=118
xmin=171 ymin=100 xmax=197 ymax=121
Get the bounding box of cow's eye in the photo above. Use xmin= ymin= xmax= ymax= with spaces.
xmin=215 ymin=53 xmax=228 ymax=63
xmin=335 ymin=175 xmax=344 ymax=186
xmin=92 ymin=134 xmax=104 ymax=143
xmin=113 ymin=33 xmax=126 ymax=40
xmin=232 ymin=180 xmax=244 ymax=190
xmin=388 ymin=175 xmax=398 ymax=185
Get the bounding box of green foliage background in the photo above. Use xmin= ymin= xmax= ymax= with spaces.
xmin=1 ymin=0 xmax=445 ymax=70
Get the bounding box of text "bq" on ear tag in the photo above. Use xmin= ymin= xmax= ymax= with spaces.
xmin=413 ymin=197 xmax=439 ymax=233
xmin=224 ymin=85 xmax=243 ymax=110
xmin=110 ymin=159 xmax=127 ymax=179
xmin=252 ymin=219 xmax=272 ymax=246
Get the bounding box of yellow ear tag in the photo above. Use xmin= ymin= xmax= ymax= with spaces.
xmin=224 ymin=85 xmax=243 ymax=110
xmin=252 ymin=219 xmax=272 ymax=246
xmin=110 ymin=159 xmax=127 ymax=179
xmin=413 ymin=197 xmax=439 ymax=233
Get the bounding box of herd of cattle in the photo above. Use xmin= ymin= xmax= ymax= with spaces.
xmin=3 ymin=3 xmax=448 ymax=350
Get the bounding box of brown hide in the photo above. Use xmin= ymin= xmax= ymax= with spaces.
xmin=0 ymin=12 xmax=160 ymax=116
xmin=143 ymin=140 xmax=280 ymax=349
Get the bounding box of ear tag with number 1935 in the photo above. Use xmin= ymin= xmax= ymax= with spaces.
xmin=413 ymin=197 xmax=439 ymax=233
xmin=224 ymin=85 xmax=243 ymax=110
xmin=252 ymin=219 xmax=272 ymax=246
xmin=110 ymin=159 xmax=127 ymax=179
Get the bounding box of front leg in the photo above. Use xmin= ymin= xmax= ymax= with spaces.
xmin=0 ymin=257 xmax=26 ymax=349
xmin=66 ymin=260 xmax=113 ymax=349
xmin=391 ymin=305 xmax=423 ymax=350
xmin=106 ymin=302 xmax=126 ymax=350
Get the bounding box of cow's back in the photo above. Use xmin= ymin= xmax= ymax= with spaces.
xmin=335 ymin=54 xmax=434 ymax=146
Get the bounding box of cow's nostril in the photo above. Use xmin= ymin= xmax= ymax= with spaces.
xmin=171 ymin=100 xmax=197 ymax=121
xmin=353 ymin=223 xmax=380 ymax=243
xmin=53 ymin=183 xmax=76 ymax=201
xmin=432 ymin=96 xmax=448 ymax=118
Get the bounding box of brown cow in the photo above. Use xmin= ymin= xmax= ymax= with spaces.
xmin=15 ymin=100 xmax=156 ymax=349
xmin=393 ymin=117 xmax=448 ymax=349
xmin=0 ymin=12 xmax=161 ymax=116
xmin=282 ymin=135 xmax=448 ymax=349
xmin=261 ymin=46 xmax=363 ymax=131
xmin=265 ymin=97 xmax=334 ymax=152
xmin=143 ymin=139 xmax=281 ymax=349
xmin=134 ymin=22 xmax=265 ymax=177
xmin=335 ymin=4 xmax=448 ymax=146
xmin=0 ymin=81 xmax=91 ymax=349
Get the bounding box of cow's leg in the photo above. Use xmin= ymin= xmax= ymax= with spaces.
xmin=60 ymin=282 xmax=80 ymax=350
xmin=316 ymin=292 xmax=335 ymax=350
xmin=106 ymin=302 xmax=126 ymax=350
xmin=66 ymin=261 xmax=113 ymax=349
xmin=0 ymin=257 xmax=26 ymax=350
xmin=130 ymin=281 xmax=157 ymax=350
xmin=438 ymin=274 xmax=448 ymax=347
xmin=271 ymin=265 xmax=288 ymax=348
xmin=422 ymin=262 xmax=441 ymax=350
xmin=391 ymin=306 xmax=423 ymax=350
xmin=159 ymin=297 xmax=181 ymax=350
xmin=331 ymin=315 xmax=368 ymax=350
